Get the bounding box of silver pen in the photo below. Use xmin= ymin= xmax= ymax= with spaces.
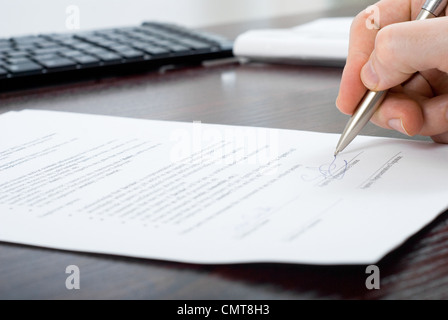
xmin=334 ymin=0 xmax=448 ymax=156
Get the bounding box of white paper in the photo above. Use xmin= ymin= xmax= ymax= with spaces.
xmin=1 ymin=109 xmax=447 ymax=265
xmin=233 ymin=17 xmax=353 ymax=67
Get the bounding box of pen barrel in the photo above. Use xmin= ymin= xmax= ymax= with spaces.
xmin=416 ymin=9 xmax=436 ymax=20
xmin=352 ymin=90 xmax=388 ymax=127
xmin=421 ymin=0 xmax=448 ymax=17
xmin=335 ymin=90 xmax=387 ymax=154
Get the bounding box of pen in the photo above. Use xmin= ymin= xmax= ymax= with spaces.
xmin=334 ymin=0 xmax=448 ymax=156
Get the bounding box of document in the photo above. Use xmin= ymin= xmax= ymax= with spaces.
xmin=1 ymin=109 xmax=447 ymax=265
xmin=233 ymin=17 xmax=353 ymax=67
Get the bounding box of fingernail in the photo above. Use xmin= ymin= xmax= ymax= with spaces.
xmin=388 ymin=119 xmax=410 ymax=136
xmin=361 ymin=60 xmax=379 ymax=89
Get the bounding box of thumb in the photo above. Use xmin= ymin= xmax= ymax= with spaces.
xmin=360 ymin=17 xmax=448 ymax=91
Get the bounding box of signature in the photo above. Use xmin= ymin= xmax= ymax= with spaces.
xmin=302 ymin=156 xmax=348 ymax=182
xmin=234 ymin=206 xmax=273 ymax=239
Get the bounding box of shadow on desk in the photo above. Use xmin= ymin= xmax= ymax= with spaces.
xmin=1 ymin=209 xmax=447 ymax=300
xmin=212 ymin=210 xmax=448 ymax=300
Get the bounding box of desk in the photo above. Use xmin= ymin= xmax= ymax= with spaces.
xmin=1 ymin=3 xmax=448 ymax=300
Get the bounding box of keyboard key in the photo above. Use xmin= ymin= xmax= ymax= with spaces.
xmin=14 ymin=44 xmax=35 ymax=51
xmin=82 ymin=47 xmax=110 ymax=55
xmin=178 ymin=39 xmax=212 ymax=51
xmin=6 ymin=50 xmax=30 ymax=58
xmin=4 ymin=61 xmax=43 ymax=75
xmin=6 ymin=57 xmax=34 ymax=64
xmin=74 ymin=34 xmax=105 ymax=45
xmin=58 ymin=39 xmax=83 ymax=47
xmin=115 ymin=49 xmax=145 ymax=61
xmin=59 ymin=50 xmax=84 ymax=58
xmin=152 ymin=39 xmax=173 ymax=47
xmin=38 ymin=42 xmax=62 ymax=49
xmin=91 ymin=51 xmax=122 ymax=64
xmin=11 ymin=35 xmax=40 ymax=45
xmin=109 ymin=45 xmax=145 ymax=60
xmin=0 ymin=67 xmax=7 ymax=78
xmin=165 ymin=44 xmax=192 ymax=55
xmin=95 ymin=39 xmax=120 ymax=49
xmin=71 ymin=42 xmax=99 ymax=52
xmin=33 ymin=53 xmax=61 ymax=61
xmin=109 ymin=44 xmax=133 ymax=52
xmin=137 ymin=35 xmax=160 ymax=44
xmin=0 ymin=44 xmax=13 ymax=53
xmin=35 ymin=57 xmax=78 ymax=71
xmin=102 ymin=34 xmax=129 ymax=44
xmin=131 ymin=44 xmax=169 ymax=58
xmin=33 ymin=47 xmax=63 ymax=55
xmin=42 ymin=34 xmax=70 ymax=41
xmin=70 ymin=54 xmax=101 ymax=67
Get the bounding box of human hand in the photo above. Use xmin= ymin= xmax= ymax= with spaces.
xmin=336 ymin=0 xmax=448 ymax=143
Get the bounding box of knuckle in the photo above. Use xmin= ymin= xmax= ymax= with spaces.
xmin=352 ymin=10 xmax=369 ymax=31
xmin=374 ymin=26 xmax=397 ymax=62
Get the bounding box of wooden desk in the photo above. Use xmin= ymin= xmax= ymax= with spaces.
xmin=1 ymin=3 xmax=447 ymax=300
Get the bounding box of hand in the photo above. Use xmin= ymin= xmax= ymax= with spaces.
xmin=336 ymin=0 xmax=448 ymax=143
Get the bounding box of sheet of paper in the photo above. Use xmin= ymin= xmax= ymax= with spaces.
xmin=1 ymin=109 xmax=447 ymax=265
xmin=233 ymin=17 xmax=353 ymax=67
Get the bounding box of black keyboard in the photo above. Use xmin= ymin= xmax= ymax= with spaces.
xmin=0 ymin=22 xmax=234 ymax=91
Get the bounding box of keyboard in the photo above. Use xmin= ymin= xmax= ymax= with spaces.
xmin=0 ymin=22 xmax=234 ymax=91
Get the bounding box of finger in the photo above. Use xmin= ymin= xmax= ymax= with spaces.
xmin=401 ymin=72 xmax=433 ymax=99
xmin=371 ymin=93 xmax=448 ymax=139
xmin=336 ymin=0 xmax=426 ymax=115
xmin=361 ymin=17 xmax=448 ymax=92
xmin=417 ymin=69 xmax=448 ymax=96
xmin=431 ymin=132 xmax=448 ymax=143
xmin=370 ymin=92 xmax=424 ymax=136
xmin=419 ymin=94 xmax=448 ymax=137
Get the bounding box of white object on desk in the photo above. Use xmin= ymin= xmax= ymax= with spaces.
xmin=233 ymin=17 xmax=353 ymax=67
xmin=1 ymin=110 xmax=448 ymax=265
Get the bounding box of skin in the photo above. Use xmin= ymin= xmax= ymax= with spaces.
xmin=336 ymin=0 xmax=448 ymax=143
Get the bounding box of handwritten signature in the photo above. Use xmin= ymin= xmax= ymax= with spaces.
xmin=302 ymin=156 xmax=348 ymax=182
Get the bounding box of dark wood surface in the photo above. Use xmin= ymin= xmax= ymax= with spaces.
xmin=1 ymin=2 xmax=448 ymax=300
